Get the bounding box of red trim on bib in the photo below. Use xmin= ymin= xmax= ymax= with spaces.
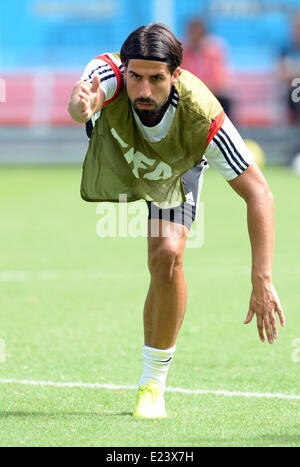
xmin=205 ymin=110 xmax=225 ymax=149
xmin=94 ymin=54 xmax=123 ymax=105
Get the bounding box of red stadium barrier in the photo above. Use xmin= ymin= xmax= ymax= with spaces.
xmin=0 ymin=72 xmax=80 ymax=126
xmin=51 ymin=73 xmax=81 ymax=125
xmin=230 ymin=71 xmax=284 ymax=126
xmin=0 ymin=71 xmax=285 ymax=127
xmin=0 ymin=74 xmax=35 ymax=125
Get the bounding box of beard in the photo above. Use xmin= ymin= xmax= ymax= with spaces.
xmin=132 ymin=97 xmax=162 ymax=121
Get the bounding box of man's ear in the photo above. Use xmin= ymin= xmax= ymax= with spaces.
xmin=171 ymin=67 xmax=181 ymax=85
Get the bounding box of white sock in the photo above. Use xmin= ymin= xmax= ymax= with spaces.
xmin=139 ymin=344 xmax=176 ymax=390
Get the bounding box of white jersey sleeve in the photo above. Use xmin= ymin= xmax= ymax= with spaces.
xmin=204 ymin=115 xmax=254 ymax=180
xmin=80 ymin=53 xmax=123 ymax=103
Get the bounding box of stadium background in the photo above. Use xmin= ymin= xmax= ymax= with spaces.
xmin=0 ymin=0 xmax=299 ymax=163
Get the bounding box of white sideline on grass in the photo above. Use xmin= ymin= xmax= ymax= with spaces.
xmin=0 ymin=378 xmax=299 ymax=400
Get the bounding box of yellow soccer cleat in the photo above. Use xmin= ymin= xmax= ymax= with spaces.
xmin=133 ymin=381 xmax=167 ymax=419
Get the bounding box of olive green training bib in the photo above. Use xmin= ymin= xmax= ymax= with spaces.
xmin=80 ymin=68 xmax=222 ymax=206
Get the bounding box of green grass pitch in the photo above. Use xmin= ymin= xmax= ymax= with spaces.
xmin=0 ymin=164 xmax=299 ymax=447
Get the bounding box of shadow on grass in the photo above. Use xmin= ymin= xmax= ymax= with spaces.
xmin=182 ymin=428 xmax=300 ymax=447
xmin=2 ymin=412 xmax=298 ymax=445
xmin=242 ymin=431 xmax=300 ymax=447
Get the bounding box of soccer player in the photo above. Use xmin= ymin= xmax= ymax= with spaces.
xmin=68 ymin=23 xmax=286 ymax=419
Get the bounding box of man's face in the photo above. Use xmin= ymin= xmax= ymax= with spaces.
xmin=125 ymin=59 xmax=180 ymax=118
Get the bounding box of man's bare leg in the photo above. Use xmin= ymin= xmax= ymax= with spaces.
xmin=144 ymin=219 xmax=189 ymax=349
xmin=133 ymin=219 xmax=189 ymax=418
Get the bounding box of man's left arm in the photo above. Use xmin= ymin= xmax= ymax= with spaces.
xmin=228 ymin=163 xmax=286 ymax=344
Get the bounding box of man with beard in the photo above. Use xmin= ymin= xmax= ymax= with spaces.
xmin=68 ymin=23 xmax=285 ymax=419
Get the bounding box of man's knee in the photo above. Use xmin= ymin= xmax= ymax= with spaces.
xmin=148 ymin=237 xmax=185 ymax=280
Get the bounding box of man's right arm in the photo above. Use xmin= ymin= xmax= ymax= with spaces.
xmin=68 ymin=74 xmax=105 ymax=123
